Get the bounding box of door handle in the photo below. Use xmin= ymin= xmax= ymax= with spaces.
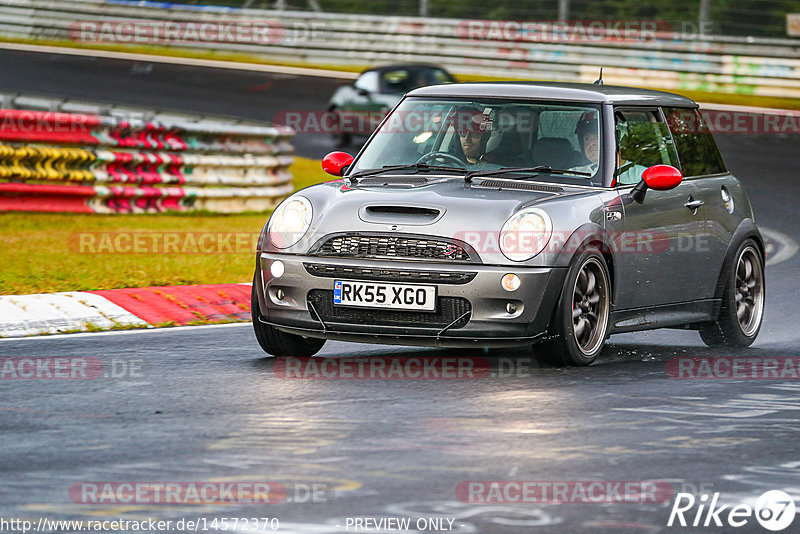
xmin=685 ymin=199 xmax=704 ymax=210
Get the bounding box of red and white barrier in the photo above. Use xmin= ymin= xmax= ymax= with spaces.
xmin=0 ymin=284 xmax=252 ymax=337
xmin=0 ymin=96 xmax=296 ymax=214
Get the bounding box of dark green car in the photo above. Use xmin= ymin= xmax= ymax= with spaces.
xmin=327 ymin=63 xmax=456 ymax=146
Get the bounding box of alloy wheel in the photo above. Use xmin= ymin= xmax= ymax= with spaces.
xmin=571 ymin=257 xmax=610 ymax=355
xmin=735 ymin=246 xmax=765 ymax=337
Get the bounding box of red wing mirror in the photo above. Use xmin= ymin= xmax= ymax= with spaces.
xmin=642 ymin=165 xmax=682 ymax=191
xmin=322 ymin=151 xmax=354 ymax=177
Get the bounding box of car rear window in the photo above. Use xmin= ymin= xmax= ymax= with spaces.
xmin=664 ymin=107 xmax=727 ymax=177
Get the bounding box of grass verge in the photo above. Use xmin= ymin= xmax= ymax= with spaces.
xmin=0 ymin=156 xmax=330 ymax=295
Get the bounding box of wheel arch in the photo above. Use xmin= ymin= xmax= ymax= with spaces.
xmin=552 ymin=222 xmax=616 ymax=305
xmin=713 ymin=218 xmax=764 ymax=302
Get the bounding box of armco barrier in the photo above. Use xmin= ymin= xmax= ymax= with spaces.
xmin=1 ymin=0 xmax=800 ymax=97
xmin=0 ymin=93 xmax=296 ymax=213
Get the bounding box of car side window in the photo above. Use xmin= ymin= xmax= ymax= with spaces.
xmin=614 ymin=109 xmax=680 ymax=186
xmin=432 ymin=69 xmax=455 ymax=84
xmin=381 ymin=70 xmax=413 ymax=93
xmin=354 ymin=71 xmax=379 ymax=93
xmin=664 ymin=107 xmax=727 ymax=177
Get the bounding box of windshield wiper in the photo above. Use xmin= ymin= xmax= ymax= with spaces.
xmin=464 ymin=166 xmax=591 ymax=183
xmin=348 ymin=163 xmax=466 ymax=183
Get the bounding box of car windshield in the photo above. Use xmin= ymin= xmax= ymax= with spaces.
xmin=350 ymin=97 xmax=604 ymax=186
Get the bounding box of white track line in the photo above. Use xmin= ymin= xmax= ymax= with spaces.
xmin=0 ymin=320 xmax=252 ymax=343
xmin=0 ymin=42 xmax=358 ymax=79
xmin=762 ymin=226 xmax=799 ymax=267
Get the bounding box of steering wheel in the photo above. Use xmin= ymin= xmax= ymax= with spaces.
xmin=416 ymin=151 xmax=464 ymax=167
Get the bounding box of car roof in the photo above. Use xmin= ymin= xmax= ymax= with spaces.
xmin=406 ymin=81 xmax=697 ymax=107
xmin=364 ymin=63 xmax=451 ymax=73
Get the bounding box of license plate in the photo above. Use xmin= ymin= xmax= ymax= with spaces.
xmin=333 ymin=280 xmax=436 ymax=311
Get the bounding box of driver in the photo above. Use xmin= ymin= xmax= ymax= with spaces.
xmin=450 ymin=106 xmax=502 ymax=166
xmin=452 ymin=107 xmax=496 ymax=165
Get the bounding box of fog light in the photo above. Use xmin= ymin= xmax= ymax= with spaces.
xmin=501 ymin=273 xmax=521 ymax=292
xmin=506 ymin=303 xmax=517 ymax=314
xmin=270 ymin=260 xmax=285 ymax=278
xmin=276 ymin=289 xmax=285 ymax=301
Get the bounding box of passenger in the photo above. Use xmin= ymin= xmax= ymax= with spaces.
xmin=615 ymin=135 xmax=650 ymax=185
xmin=570 ymin=114 xmax=600 ymax=175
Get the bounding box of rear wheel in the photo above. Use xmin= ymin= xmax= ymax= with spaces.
xmin=700 ymin=240 xmax=765 ymax=348
xmin=251 ymin=273 xmax=325 ymax=357
xmin=540 ymin=248 xmax=611 ymax=366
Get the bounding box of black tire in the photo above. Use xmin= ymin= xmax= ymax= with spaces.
xmin=699 ymin=239 xmax=765 ymax=348
xmin=539 ymin=247 xmax=611 ymax=366
xmin=251 ymin=273 xmax=326 ymax=357
xmin=329 ymin=107 xmax=352 ymax=147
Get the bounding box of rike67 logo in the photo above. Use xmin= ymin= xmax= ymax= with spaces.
xmin=668 ymin=490 xmax=796 ymax=531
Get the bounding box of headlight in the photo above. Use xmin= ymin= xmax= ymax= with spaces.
xmin=268 ymin=196 xmax=313 ymax=249
xmin=499 ymin=208 xmax=552 ymax=261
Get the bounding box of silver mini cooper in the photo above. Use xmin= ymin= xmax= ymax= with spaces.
xmin=252 ymin=82 xmax=765 ymax=366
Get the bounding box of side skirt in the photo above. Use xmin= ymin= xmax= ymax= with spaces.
xmin=608 ymin=299 xmax=721 ymax=334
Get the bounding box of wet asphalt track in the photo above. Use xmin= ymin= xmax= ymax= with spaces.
xmin=1 ymin=49 xmax=800 ymax=533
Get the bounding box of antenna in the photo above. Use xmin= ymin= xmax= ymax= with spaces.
xmin=593 ymin=68 xmax=604 ymax=85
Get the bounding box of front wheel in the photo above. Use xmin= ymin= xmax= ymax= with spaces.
xmin=251 ymin=273 xmax=325 ymax=357
xmin=699 ymin=240 xmax=765 ymax=348
xmin=540 ymin=248 xmax=611 ymax=366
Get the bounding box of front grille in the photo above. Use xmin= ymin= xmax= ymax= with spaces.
xmin=303 ymin=263 xmax=477 ymax=285
xmin=313 ymin=234 xmax=473 ymax=262
xmin=307 ymin=290 xmax=471 ymax=330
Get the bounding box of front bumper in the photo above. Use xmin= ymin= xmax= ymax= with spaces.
xmin=254 ymin=253 xmax=566 ymax=348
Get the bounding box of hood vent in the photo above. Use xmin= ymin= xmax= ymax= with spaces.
xmin=366 ymin=205 xmax=440 ymax=219
xmin=476 ymin=180 xmax=564 ymax=193
xmin=359 ymin=204 xmax=444 ymax=225
xmin=358 ymin=176 xmax=429 ymax=186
